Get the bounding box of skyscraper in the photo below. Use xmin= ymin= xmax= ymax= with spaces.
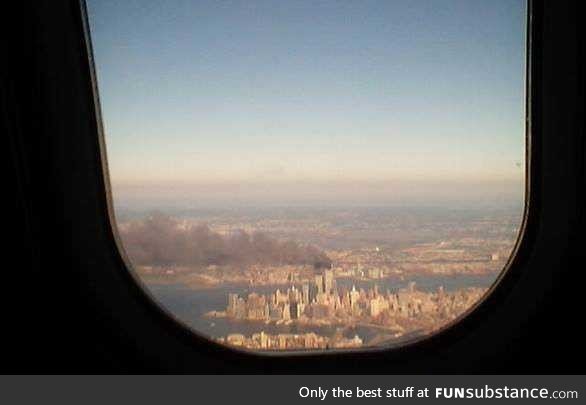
xmin=324 ymin=268 xmax=334 ymax=295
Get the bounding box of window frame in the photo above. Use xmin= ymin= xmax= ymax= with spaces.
xmin=82 ymin=0 xmax=534 ymax=358
xmin=12 ymin=0 xmax=581 ymax=372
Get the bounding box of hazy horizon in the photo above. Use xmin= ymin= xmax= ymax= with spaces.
xmin=88 ymin=0 xmax=526 ymax=208
xmin=111 ymin=178 xmax=523 ymax=211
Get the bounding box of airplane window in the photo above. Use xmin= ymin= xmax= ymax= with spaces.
xmin=86 ymin=0 xmax=527 ymax=352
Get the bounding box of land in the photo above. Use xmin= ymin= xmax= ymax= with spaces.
xmin=117 ymin=206 xmax=521 ymax=350
xmin=206 ymin=268 xmax=486 ymax=347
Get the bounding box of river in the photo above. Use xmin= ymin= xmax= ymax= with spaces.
xmin=145 ymin=273 xmax=498 ymax=346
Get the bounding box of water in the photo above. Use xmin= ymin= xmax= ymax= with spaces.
xmin=147 ymin=273 xmax=497 ymax=345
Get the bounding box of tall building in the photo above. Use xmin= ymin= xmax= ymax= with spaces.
xmin=235 ymin=297 xmax=246 ymax=319
xmin=350 ymin=285 xmax=360 ymax=309
xmin=282 ymin=303 xmax=291 ymax=321
xmin=302 ymin=283 xmax=310 ymax=304
xmin=290 ymin=302 xmax=297 ymax=319
xmin=324 ymin=268 xmax=334 ymax=295
xmin=227 ymin=293 xmax=239 ymax=317
xmin=259 ymin=331 xmax=268 ymax=349
xmin=309 ymin=283 xmax=318 ymax=303
xmin=315 ymin=275 xmax=324 ymax=294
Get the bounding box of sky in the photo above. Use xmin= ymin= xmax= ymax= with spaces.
xmin=87 ymin=0 xmax=526 ymax=208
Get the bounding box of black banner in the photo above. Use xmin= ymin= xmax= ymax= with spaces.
xmin=0 ymin=375 xmax=582 ymax=404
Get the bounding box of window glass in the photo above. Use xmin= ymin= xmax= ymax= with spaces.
xmin=87 ymin=0 xmax=526 ymax=352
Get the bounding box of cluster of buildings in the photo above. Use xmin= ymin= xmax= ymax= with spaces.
xmin=222 ymin=269 xmax=486 ymax=332
xmin=216 ymin=331 xmax=363 ymax=350
xmin=329 ymin=241 xmax=510 ymax=280
xmin=226 ymin=269 xmax=338 ymax=321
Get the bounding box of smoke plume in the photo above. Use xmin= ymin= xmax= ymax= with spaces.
xmin=118 ymin=212 xmax=331 ymax=268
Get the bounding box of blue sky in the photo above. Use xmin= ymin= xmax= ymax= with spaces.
xmin=87 ymin=0 xmax=526 ymax=207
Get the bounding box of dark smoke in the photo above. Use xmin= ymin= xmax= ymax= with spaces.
xmin=118 ymin=212 xmax=331 ymax=269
